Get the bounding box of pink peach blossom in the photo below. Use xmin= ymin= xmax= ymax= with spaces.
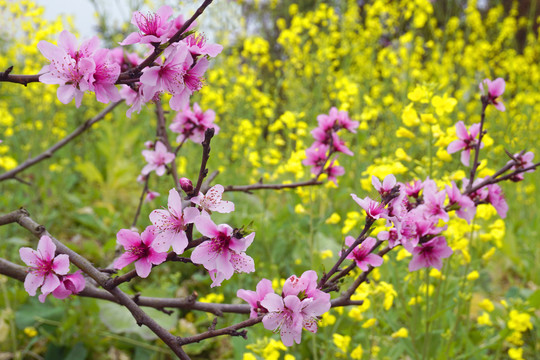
xmin=190 ymin=184 xmax=234 ymax=214
xmin=149 ymin=188 xmax=199 ymax=253
xmin=141 ymin=141 xmax=175 ymax=176
xmin=480 ymin=78 xmax=506 ymax=111
xmin=447 ymin=121 xmax=483 ymax=166
xmin=341 ymin=236 xmax=383 ymax=272
xmin=19 ymin=235 xmax=70 ymax=299
xmin=408 ymin=236 xmax=453 ymax=271
xmin=237 ymin=278 xmax=275 ymax=318
xmin=191 ymin=216 xmax=254 ymax=287
xmin=114 ymin=226 xmax=168 ymax=278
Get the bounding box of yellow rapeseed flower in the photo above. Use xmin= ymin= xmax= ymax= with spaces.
xmin=333 ymin=333 xmax=351 ymax=352
xmin=391 ymin=327 xmax=409 ymax=338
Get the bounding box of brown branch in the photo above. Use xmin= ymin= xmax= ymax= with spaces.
xmin=190 ymin=128 xmax=215 ymax=197
xmin=0 ymin=256 xmax=249 ymax=316
xmin=466 ymin=98 xmax=488 ymax=191
xmin=1 ymin=0 xmax=214 ymax=88
xmin=224 ymin=178 xmax=323 ymax=192
xmin=177 ymin=316 xmax=263 ymax=346
xmin=0 ymin=209 xmax=190 ymax=359
xmin=132 ymin=175 xmax=150 ymax=228
xmin=0 ymin=101 xmax=122 ymax=182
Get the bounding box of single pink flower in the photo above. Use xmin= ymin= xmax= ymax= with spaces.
xmin=479 ymin=78 xmax=506 ymax=111
xmin=331 ymin=132 xmax=354 ymax=156
xmin=190 ymin=184 xmax=234 ymax=214
xmin=422 ymin=185 xmax=449 ymax=222
xmin=351 ymin=194 xmax=388 ymax=220
xmin=140 ymin=44 xmax=190 ymax=105
xmin=302 ymin=144 xmax=329 ymax=174
xmin=261 ymin=293 xmax=330 ymax=347
xmin=37 ymin=30 xmax=97 ymax=107
xmin=237 ymin=278 xmax=275 ymax=318
xmin=149 ymin=188 xmax=200 ymax=253
xmin=341 ymin=236 xmax=383 ymax=272
xmin=261 ymin=294 xmax=303 ymax=346
xmin=169 ymin=103 xmax=220 ymax=144
xmin=447 ymin=121 xmax=483 ymax=166
xmin=145 ymin=190 xmax=160 ymax=202
xmin=19 ymin=235 xmax=70 ymax=298
xmin=191 ymin=216 xmax=254 ymax=287
xmin=282 ymin=270 xmax=330 ymax=303
xmin=39 ymin=270 xmax=86 ymax=303
xmin=141 ymin=141 xmax=175 ymax=176
xmin=325 ymin=159 xmax=345 ymax=185
xmin=113 ymin=226 xmax=168 ymax=278
xmin=408 ymin=236 xmax=453 ymax=272
xmin=120 ymin=6 xmax=173 ymax=45
xmin=377 ymin=227 xmax=402 ymax=249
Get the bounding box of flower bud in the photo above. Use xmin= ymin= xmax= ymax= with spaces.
xmin=179 ymin=177 xmax=193 ymax=193
xmin=144 ymin=141 xmax=155 ymax=149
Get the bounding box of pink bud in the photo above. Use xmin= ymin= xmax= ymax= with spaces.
xmin=179 ymin=177 xmax=193 ymax=193
xmin=144 ymin=141 xmax=155 ymax=149
xmin=145 ymin=190 xmax=160 ymax=202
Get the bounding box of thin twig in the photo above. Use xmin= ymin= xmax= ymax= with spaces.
xmin=0 ymin=101 xmax=122 ymax=182
xmin=132 ymin=175 xmax=150 ymax=228
xmin=177 ymin=316 xmax=263 ymax=346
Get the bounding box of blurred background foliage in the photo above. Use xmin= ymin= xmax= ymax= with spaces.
xmin=0 ymin=0 xmax=539 ymax=359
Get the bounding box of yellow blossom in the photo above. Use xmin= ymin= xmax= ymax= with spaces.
xmin=24 ymin=327 xmax=37 ymax=337
xmin=508 ymin=310 xmax=533 ymax=332
xmin=466 ymin=270 xmax=479 ymax=281
xmin=477 ymin=312 xmax=492 ymax=326
xmin=333 ymin=333 xmax=351 ymax=352
xmin=479 ymin=299 xmax=495 ymax=312
xmin=350 ymin=344 xmax=363 ymax=360
xmin=362 ymin=318 xmax=377 ymax=328
xmin=391 ymin=327 xmax=409 ymax=338
xmin=325 ymin=212 xmax=341 ymax=224
xmin=508 ymin=347 xmax=524 ymax=360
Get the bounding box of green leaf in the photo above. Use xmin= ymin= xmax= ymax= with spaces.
xmin=74 ymin=161 xmax=104 ymax=184
xmin=15 ymin=301 xmax=64 ymax=330
xmin=65 ymin=342 xmax=88 ymax=360
xmin=99 ymin=302 xmax=177 ymax=340
xmin=527 ymin=289 xmax=540 ymax=309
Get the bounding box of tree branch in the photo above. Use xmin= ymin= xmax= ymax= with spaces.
xmin=0 ymin=101 xmax=122 ymax=182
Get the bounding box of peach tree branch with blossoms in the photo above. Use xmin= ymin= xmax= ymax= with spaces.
xmin=0 ymin=2 xmax=539 ymax=359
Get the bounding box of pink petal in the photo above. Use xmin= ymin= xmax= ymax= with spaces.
xmin=230 ymin=252 xmax=255 ymax=273
xmin=454 ymin=121 xmax=468 ymax=139
xmin=190 ymin=242 xmax=215 ymax=267
xmin=148 ymin=249 xmax=168 ymax=266
xmin=461 ymin=149 xmax=471 ymax=167
xmin=41 ymin=272 xmax=60 ymax=295
xmin=447 ymin=140 xmax=466 ymax=154
xmin=140 ymin=67 xmax=161 ymax=86
xmin=37 ymin=41 xmax=64 ymax=61
xmin=116 ymin=229 xmax=141 ymax=249
xmin=183 ymin=207 xmax=200 ymax=224
xmin=24 ymin=272 xmax=44 ymax=296
xmin=119 ymin=32 xmax=142 ymax=46
xmin=490 ymin=78 xmax=506 ymax=97
xmin=170 ymin=230 xmax=189 ymax=254
xmin=114 ymin=252 xmax=138 ymax=270
xmin=57 ymin=85 xmax=76 ymax=104
xmin=194 ymin=216 xmax=219 ymax=238
xmin=134 ymin=257 xmax=153 ymax=278
xmin=19 ymin=248 xmax=39 ymax=267
xmin=494 ymin=101 xmax=506 ymax=112
xmin=52 ymin=254 xmax=70 ymax=275
xmin=38 ymin=236 xmax=57 ymax=260
xmin=261 ymin=293 xmax=284 ymax=313
xmin=58 ymin=30 xmax=78 ymax=54
xmin=167 ymin=188 xmax=183 ymax=216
